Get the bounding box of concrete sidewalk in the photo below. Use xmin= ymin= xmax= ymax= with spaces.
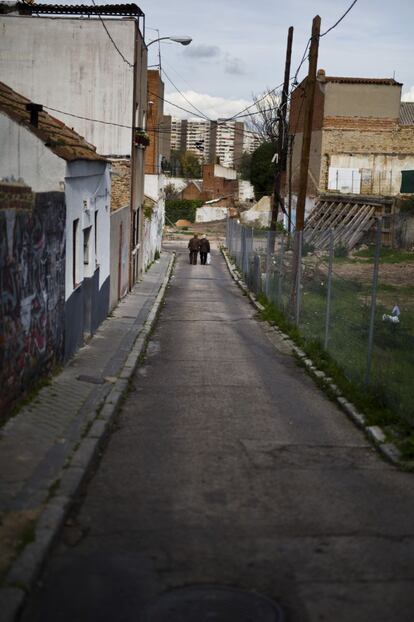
xmin=0 ymin=250 xmax=174 ymax=618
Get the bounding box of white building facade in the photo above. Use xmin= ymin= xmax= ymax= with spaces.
xmin=0 ymin=3 xmax=148 ymax=283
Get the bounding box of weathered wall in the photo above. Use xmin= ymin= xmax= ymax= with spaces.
xmin=109 ymin=205 xmax=130 ymax=311
xmin=196 ymin=206 xmax=228 ymax=223
xmin=290 ymin=130 xmax=323 ymax=196
xmin=0 ymin=113 xmax=66 ymax=192
xmin=324 ymin=82 xmax=401 ymax=119
xmin=143 ymin=174 xmax=164 ymax=269
xmin=320 ymin=126 xmax=414 ymax=193
xmin=203 ymin=165 xmax=238 ymax=205
xmin=0 ymin=16 xmax=137 ymax=156
xmin=110 ymin=159 xmax=131 ymax=212
xmin=0 ymin=189 xmax=66 ymax=414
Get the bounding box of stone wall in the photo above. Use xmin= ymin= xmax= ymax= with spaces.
xmin=110 ymin=159 xmax=131 ymax=212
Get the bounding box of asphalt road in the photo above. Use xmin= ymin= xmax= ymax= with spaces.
xmin=21 ymin=242 xmax=414 ymax=622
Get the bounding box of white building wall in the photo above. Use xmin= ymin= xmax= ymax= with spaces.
xmin=64 ymin=160 xmax=111 ymax=300
xmin=143 ymin=174 xmax=165 ymax=268
xmin=196 ymin=206 xmax=228 ymax=223
xmin=0 ymin=15 xmax=138 ymax=156
xmin=0 ymin=113 xmax=66 ymax=191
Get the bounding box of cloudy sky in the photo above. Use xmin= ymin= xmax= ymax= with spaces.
xmin=136 ymin=0 xmax=414 ymax=119
xmin=72 ymin=0 xmax=414 ymax=119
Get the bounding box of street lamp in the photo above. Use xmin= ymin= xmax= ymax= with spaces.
xmin=147 ymin=36 xmax=192 ymax=48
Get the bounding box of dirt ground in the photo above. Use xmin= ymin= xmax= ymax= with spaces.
xmin=333 ymin=260 xmax=414 ymax=288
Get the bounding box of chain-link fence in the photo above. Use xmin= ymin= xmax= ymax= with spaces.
xmin=226 ymin=218 xmax=414 ymax=426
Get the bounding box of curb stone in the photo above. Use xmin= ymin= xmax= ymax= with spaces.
xmin=220 ymin=246 xmax=407 ymax=471
xmin=0 ymin=252 xmax=176 ymax=621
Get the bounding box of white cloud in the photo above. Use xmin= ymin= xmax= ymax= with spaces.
xmin=164 ymin=90 xmax=252 ymax=120
xmin=402 ymin=87 xmax=414 ymax=102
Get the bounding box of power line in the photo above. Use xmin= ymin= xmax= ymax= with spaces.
xmin=160 ymin=68 xmax=211 ymax=121
xmin=90 ymin=0 xmax=134 ymax=68
xmin=320 ymin=0 xmax=358 ymax=37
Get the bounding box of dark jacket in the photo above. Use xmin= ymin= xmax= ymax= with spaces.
xmin=188 ymin=237 xmax=200 ymax=251
xmin=199 ymin=238 xmax=210 ymax=253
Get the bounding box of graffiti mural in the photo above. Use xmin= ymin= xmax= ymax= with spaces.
xmin=0 ymin=187 xmax=66 ymax=416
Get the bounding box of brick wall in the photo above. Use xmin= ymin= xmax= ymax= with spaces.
xmin=145 ymin=71 xmax=165 ymax=175
xmin=110 ymin=159 xmax=131 ymax=211
xmin=202 ymin=164 xmax=238 ymax=205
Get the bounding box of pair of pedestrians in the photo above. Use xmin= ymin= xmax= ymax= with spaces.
xmin=188 ymin=234 xmax=210 ymax=265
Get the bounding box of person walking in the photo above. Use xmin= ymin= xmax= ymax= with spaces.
xmin=199 ymin=234 xmax=210 ymax=265
xmin=188 ymin=234 xmax=200 ymax=265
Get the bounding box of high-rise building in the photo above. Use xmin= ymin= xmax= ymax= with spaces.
xmin=185 ymin=119 xmax=211 ymax=163
xmin=210 ymin=120 xmax=244 ymax=169
xmin=170 ymin=118 xmax=184 ymax=151
xmin=243 ymin=129 xmax=261 ymax=155
xmin=169 ymin=117 xmax=260 ymax=169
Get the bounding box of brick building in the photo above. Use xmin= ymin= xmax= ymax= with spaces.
xmin=202 ymin=164 xmax=239 ymax=206
xmin=289 ymin=71 xmax=414 ymax=201
xmin=288 ymin=71 xmax=414 ymax=246
xmin=145 ymin=70 xmax=171 ymax=175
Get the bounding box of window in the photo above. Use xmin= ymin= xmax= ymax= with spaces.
xmin=94 ymin=211 xmax=98 ymax=266
xmin=72 ymin=219 xmax=79 ymax=288
xmin=83 ymin=226 xmax=92 ymax=266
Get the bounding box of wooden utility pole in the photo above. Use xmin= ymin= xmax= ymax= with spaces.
xmin=295 ymin=15 xmax=321 ymax=232
xmin=270 ymin=26 xmax=293 ymax=231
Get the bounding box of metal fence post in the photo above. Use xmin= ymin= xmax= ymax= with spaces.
xmin=324 ymin=228 xmax=334 ymax=350
xmin=265 ymin=230 xmax=276 ymax=300
xmin=277 ymin=237 xmax=285 ymax=308
xmin=253 ymin=254 xmax=261 ymax=295
xmin=365 ymin=218 xmax=382 ymax=386
xmin=295 ymin=230 xmax=303 ymax=326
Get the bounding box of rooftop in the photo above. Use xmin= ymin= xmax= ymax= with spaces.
xmin=316 ymin=71 xmax=402 ymax=87
xmin=2 ymin=2 xmax=144 ymax=17
xmin=0 ymin=81 xmax=106 ymax=162
xmin=400 ymin=102 xmax=414 ymax=125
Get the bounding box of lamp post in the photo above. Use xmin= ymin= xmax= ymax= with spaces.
xmin=146 ymin=36 xmax=192 ymax=47
xmin=146 ymin=35 xmax=192 ymax=71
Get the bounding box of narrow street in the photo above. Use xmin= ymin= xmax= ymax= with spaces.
xmin=21 ymin=243 xmax=414 ymax=622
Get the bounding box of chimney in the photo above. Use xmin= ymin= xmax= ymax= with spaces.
xmin=26 ymin=103 xmax=43 ymax=128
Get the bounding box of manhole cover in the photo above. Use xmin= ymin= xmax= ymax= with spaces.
xmin=140 ymin=585 xmax=284 ymax=622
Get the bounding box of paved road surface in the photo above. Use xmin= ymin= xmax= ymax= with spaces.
xmin=21 ymin=243 xmax=414 ymax=622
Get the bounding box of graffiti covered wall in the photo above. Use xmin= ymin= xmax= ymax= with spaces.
xmin=0 ymin=187 xmax=66 ymax=415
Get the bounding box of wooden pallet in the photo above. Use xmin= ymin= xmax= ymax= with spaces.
xmin=304 ymin=197 xmax=391 ymax=250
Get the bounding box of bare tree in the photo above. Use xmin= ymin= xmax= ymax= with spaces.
xmin=246 ymin=88 xmax=281 ymax=144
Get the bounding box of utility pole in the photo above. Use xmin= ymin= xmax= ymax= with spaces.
xmin=270 ymin=26 xmax=294 ymax=231
xmin=295 ymin=15 xmax=321 ymax=232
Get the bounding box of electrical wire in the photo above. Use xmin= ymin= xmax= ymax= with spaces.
xmin=320 ymin=0 xmax=358 ymax=37
xmin=90 ymin=0 xmax=134 ymax=68
xmin=160 ymin=67 xmax=211 ymax=121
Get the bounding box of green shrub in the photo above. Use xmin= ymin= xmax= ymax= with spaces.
xmin=165 ymin=199 xmax=204 ymax=224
